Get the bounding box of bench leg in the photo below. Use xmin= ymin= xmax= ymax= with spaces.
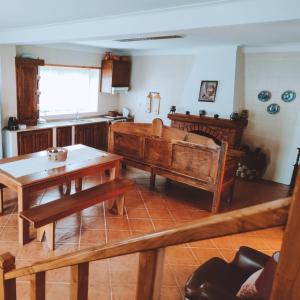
xmin=150 ymin=171 xmax=156 ymax=190
xmin=109 ymin=195 xmax=125 ymax=216
xmin=37 ymin=223 xmax=55 ymax=251
xmin=75 ymin=178 xmax=83 ymax=192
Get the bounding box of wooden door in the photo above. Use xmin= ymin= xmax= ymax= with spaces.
xmin=15 ymin=58 xmax=44 ymax=126
xmin=75 ymin=125 xmax=93 ymax=147
xmin=93 ymin=123 xmax=108 ymax=151
xmin=57 ymin=127 xmax=72 ymax=147
xmin=112 ymin=61 xmax=131 ymax=87
xmin=18 ymin=131 xmax=35 ymax=155
xmin=34 ymin=129 xmax=53 ymax=152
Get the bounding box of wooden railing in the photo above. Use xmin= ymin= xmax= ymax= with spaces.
xmin=0 ymin=195 xmax=292 ymax=300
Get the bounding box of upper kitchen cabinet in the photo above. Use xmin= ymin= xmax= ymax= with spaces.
xmin=100 ymin=59 xmax=131 ymax=94
xmin=15 ymin=57 xmax=44 ymax=126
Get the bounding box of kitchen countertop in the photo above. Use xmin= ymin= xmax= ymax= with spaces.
xmin=3 ymin=117 xmax=109 ymax=133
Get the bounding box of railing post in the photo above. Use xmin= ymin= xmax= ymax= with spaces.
xmin=70 ymin=262 xmax=89 ymax=300
xmin=136 ymin=248 xmax=165 ymax=300
xmin=30 ymin=272 xmax=45 ymax=300
xmin=0 ymin=253 xmax=16 ymax=300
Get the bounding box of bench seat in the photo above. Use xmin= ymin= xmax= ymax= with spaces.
xmin=20 ymin=178 xmax=135 ymax=250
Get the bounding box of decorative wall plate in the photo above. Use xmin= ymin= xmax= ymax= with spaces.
xmin=281 ymin=90 xmax=296 ymax=102
xmin=267 ymin=103 xmax=280 ymax=115
xmin=258 ymin=90 xmax=271 ymax=102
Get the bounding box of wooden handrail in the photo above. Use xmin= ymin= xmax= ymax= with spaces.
xmin=4 ymin=197 xmax=290 ymax=280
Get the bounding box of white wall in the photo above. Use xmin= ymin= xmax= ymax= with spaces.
xmin=242 ymin=52 xmax=300 ymax=184
xmin=118 ymin=46 xmax=238 ymax=124
xmin=16 ymin=45 xmax=119 ymax=116
xmin=0 ymin=45 xmax=17 ymax=128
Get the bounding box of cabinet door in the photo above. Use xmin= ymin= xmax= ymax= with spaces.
xmin=57 ymin=127 xmax=72 ymax=147
xmin=93 ymin=123 xmax=108 ymax=151
xmin=112 ymin=61 xmax=131 ymax=87
xmin=75 ymin=125 xmax=93 ymax=147
xmin=100 ymin=60 xmax=113 ymax=93
xmin=18 ymin=131 xmax=35 ymax=155
xmin=34 ymin=129 xmax=53 ymax=152
xmin=15 ymin=58 xmax=44 ymax=126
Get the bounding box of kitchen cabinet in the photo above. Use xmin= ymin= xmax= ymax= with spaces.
xmin=56 ymin=126 xmax=72 ymax=147
xmin=18 ymin=129 xmax=52 ymax=155
xmin=75 ymin=123 xmax=108 ymax=150
xmin=15 ymin=58 xmax=44 ymax=126
xmin=100 ymin=59 xmax=131 ymax=93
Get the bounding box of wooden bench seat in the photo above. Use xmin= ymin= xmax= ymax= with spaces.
xmin=20 ymin=178 xmax=135 ymax=250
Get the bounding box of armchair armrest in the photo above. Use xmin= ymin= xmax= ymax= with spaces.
xmin=231 ymin=246 xmax=270 ymax=277
xmin=186 ymin=282 xmax=239 ymax=300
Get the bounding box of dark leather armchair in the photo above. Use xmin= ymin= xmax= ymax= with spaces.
xmin=185 ymin=246 xmax=270 ymax=300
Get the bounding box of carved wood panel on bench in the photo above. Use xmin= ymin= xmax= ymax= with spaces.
xmin=109 ymin=119 xmax=241 ymax=213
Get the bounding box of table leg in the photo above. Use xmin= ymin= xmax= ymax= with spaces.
xmin=75 ymin=178 xmax=83 ymax=192
xmin=108 ymin=162 xmax=122 ymax=214
xmin=59 ymin=181 xmax=71 ymax=196
xmin=18 ymin=187 xmax=30 ymax=245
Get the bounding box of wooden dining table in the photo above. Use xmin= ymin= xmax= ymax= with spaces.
xmin=0 ymin=144 xmax=123 ymax=245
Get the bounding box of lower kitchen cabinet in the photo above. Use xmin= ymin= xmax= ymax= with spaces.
xmin=75 ymin=123 xmax=108 ymax=151
xmin=56 ymin=126 xmax=72 ymax=147
xmin=18 ymin=129 xmax=53 ymax=155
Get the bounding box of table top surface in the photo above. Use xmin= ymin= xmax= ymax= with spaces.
xmin=0 ymin=144 xmax=122 ymax=187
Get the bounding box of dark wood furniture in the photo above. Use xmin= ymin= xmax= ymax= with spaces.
xmin=17 ymin=129 xmax=52 ymax=155
xmin=109 ymin=119 xmax=241 ymax=213
xmin=0 ymin=144 xmax=122 ymax=245
xmin=75 ymin=123 xmax=108 ymax=151
xmin=20 ymin=178 xmax=134 ymax=250
xmin=185 ymin=246 xmax=270 ymax=300
xmin=15 ymin=58 xmax=45 ymax=126
xmin=168 ymin=113 xmax=247 ymax=148
xmin=56 ymin=126 xmax=72 ymax=147
xmin=100 ymin=59 xmax=131 ymax=93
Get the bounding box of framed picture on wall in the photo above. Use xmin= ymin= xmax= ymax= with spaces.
xmin=198 ymin=80 xmax=218 ymax=102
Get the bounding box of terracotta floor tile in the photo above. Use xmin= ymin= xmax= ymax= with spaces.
xmin=81 ymin=216 xmax=106 ymax=230
xmin=47 ymin=266 xmax=71 ymax=283
xmin=56 ymin=215 xmax=81 ymax=229
xmin=128 ymin=219 xmax=154 ymax=233
xmin=147 ymin=208 xmax=172 ymax=220
xmin=89 ymin=260 xmax=110 ymax=285
xmin=152 ymin=219 xmax=176 ymax=231
xmin=0 ymin=227 xmax=19 ymax=241
xmin=55 ymin=228 xmax=80 ymax=244
xmin=189 ymin=239 xmax=216 ymax=248
xmin=88 ymin=284 xmax=111 ymax=300
xmin=191 ymin=248 xmax=223 ymax=265
xmin=16 ymin=282 xmax=30 ymax=300
xmin=218 ymin=249 xmax=237 ymax=262
xmin=106 ymin=218 xmax=130 ymax=230
xmin=144 ymin=198 xmax=168 ymax=209
xmin=111 ymin=284 xmax=136 ymax=300
xmin=171 ymin=264 xmax=198 ymax=287
xmin=166 ymin=246 xmax=198 ymax=265
xmin=46 ymin=283 xmax=70 ymax=300
xmin=160 ymin=285 xmax=183 ymax=299
xmin=126 ymin=208 xmax=149 ymax=219
xmin=107 ymin=230 xmax=131 ymax=243
xmin=80 ymin=229 xmax=106 ymax=245
xmin=110 ymin=261 xmax=138 ymax=285
xmin=110 ymin=253 xmax=139 ymax=265
xmin=162 ymin=264 xmax=178 ymax=286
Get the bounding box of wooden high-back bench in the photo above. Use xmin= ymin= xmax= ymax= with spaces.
xmin=109 ymin=119 xmax=240 ymax=213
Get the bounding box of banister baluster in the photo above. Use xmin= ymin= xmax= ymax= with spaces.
xmin=70 ymin=262 xmax=89 ymax=300
xmin=30 ymin=272 xmax=45 ymax=300
xmin=0 ymin=252 xmax=16 ymax=300
xmin=136 ymin=248 xmax=165 ymax=300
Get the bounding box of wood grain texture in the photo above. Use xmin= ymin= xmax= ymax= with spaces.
xmin=70 ymin=262 xmax=89 ymax=300
xmin=136 ymin=248 xmax=165 ymax=300
xmin=56 ymin=126 xmax=72 ymax=147
xmin=20 ymin=178 xmax=134 ymax=228
xmin=270 ymin=174 xmax=300 ymax=300
xmin=109 ymin=119 xmax=235 ymax=213
xmin=0 ymin=253 xmax=16 ymax=300
xmin=30 ymin=272 xmax=45 ymax=300
xmin=5 ymin=197 xmax=290 ymax=280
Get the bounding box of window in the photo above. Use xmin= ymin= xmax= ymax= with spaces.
xmin=39 ymin=65 xmax=99 ymax=117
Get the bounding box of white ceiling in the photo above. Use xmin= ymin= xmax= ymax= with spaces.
xmin=0 ymin=0 xmax=220 ymax=29
xmin=0 ymin=0 xmax=300 ymax=52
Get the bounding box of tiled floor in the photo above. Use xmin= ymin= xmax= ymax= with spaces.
xmin=0 ymin=167 xmax=288 ymax=299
